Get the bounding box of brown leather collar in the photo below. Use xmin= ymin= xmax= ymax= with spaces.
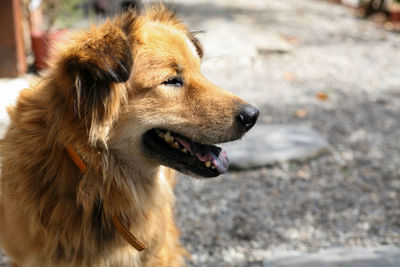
xmin=65 ymin=144 xmax=146 ymax=251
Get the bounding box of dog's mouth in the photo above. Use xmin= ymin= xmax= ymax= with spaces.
xmin=142 ymin=129 xmax=229 ymax=178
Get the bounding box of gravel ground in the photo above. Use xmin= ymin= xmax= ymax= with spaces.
xmin=171 ymin=0 xmax=400 ymax=266
xmin=1 ymin=0 xmax=400 ymax=266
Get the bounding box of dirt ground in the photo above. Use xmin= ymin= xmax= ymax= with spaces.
xmin=172 ymin=0 xmax=400 ymax=266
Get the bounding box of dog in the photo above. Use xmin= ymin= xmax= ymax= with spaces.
xmin=0 ymin=5 xmax=258 ymax=267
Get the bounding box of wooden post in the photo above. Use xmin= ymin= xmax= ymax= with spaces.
xmin=0 ymin=0 xmax=27 ymax=77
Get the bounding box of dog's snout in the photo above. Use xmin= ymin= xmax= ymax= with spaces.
xmin=237 ymin=104 xmax=259 ymax=132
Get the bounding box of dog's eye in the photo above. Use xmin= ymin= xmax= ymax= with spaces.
xmin=162 ymin=77 xmax=184 ymax=87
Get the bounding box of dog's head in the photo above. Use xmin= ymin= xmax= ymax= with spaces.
xmin=57 ymin=5 xmax=258 ymax=178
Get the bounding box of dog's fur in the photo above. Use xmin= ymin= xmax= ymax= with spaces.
xmin=0 ymin=5 xmax=255 ymax=267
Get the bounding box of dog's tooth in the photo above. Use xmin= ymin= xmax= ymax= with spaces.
xmin=211 ymin=165 xmax=216 ymax=169
xmin=181 ymin=148 xmax=188 ymax=154
xmin=164 ymin=131 xmax=174 ymax=143
xmin=172 ymin=142 xmax=180 ymax=149
xmin=205 ymin=161 xmax=212 ymax=168
xmin=158 ymin=132 xmax=165 ymax=138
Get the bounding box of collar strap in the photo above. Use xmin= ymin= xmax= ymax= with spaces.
xmin=111 ymin=214 xmax=146 ymax=251
xmin=65 ymin=144 xmax=87 ymax=174
xmin=65 ymin=144 xmax=146 ymax=251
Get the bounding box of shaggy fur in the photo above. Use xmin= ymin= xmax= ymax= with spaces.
xmin=0 ymin=5 xmax=256 ymax=267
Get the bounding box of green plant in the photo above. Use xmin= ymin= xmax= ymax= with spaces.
xmin=43 ymin=0 xmax=84 ymax=31
xmin=23 ymin=0 xmax=84 ymax=31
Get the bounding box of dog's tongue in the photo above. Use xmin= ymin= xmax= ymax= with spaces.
xmin=193 ymin=145 xmax=229 ymax=174
xmin=175 ymin=137 xmax=229 ymax=174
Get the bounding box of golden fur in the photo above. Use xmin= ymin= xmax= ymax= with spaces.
xmin=0 ymin=5 xmax=254 ymax=267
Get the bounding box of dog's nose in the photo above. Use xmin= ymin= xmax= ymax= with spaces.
xmin=237 ymin=104 xmax=259 ymax=132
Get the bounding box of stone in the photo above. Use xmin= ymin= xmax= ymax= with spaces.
xmin=223 ymin=124 xmax=330 ymax=169
xmin=263 ymin=246 xmax=400 ymax=267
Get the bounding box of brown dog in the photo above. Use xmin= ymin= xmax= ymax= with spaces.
xmin=0 ymin=5 xmax=258 ymax=267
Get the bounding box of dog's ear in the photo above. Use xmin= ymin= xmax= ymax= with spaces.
xmin=188 ymin=31 xmax=204 ymax=59
xmin=59 ymin=11 xmax=136 ymax=144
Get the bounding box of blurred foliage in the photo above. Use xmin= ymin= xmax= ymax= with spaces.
xmin=22 ymin=0 xmax=86 ymax=31
xmin=42 ymin=0 xmax=85 ymax=30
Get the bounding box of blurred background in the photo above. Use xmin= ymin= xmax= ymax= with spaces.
xmin=1 ymin=0 xmax=400 ymax=266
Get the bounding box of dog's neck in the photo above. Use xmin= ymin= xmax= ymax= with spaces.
xmin=65 ymin=144 xmax=173 ymax=251
xmin=65 ymin=144 xmax=148 ymax=251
